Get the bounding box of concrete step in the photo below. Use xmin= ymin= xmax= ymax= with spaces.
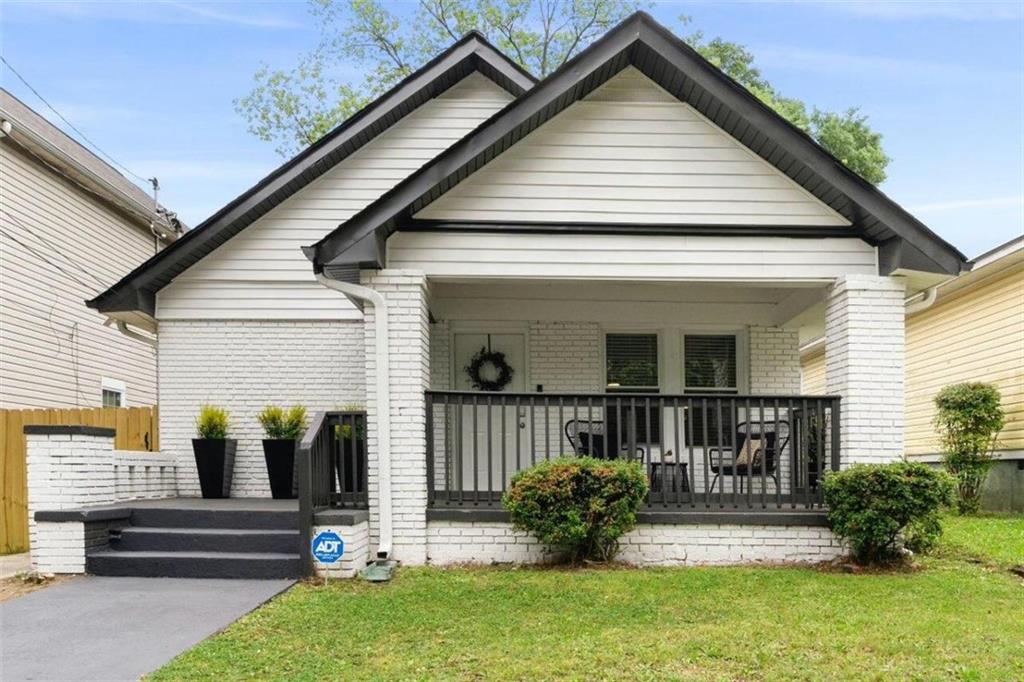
xmin=112 ymin=527 xmax=300 ymax=554
xmin=86 ymin=550 xmax=302 ymax=579
xmin=129 ymin=507 xmax=298 ymax=531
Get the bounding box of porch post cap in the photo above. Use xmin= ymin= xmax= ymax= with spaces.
xmin=23 ymin=425 xmax=116 ymax=438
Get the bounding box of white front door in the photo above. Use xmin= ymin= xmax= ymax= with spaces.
xmin=452 ymin=332 xmax=528 ymax=496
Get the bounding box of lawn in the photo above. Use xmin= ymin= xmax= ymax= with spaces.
xmin=153 ymin=517 xmax=1023 ymax=682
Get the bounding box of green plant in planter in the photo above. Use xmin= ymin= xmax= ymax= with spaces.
xmin=822 ymin=461 xmax=954 ymax=564
xmin=257 ymin=405 xmax=307 ymax=440
xmin=502 ymin=457 xmax=648 ymax=563
xmin=934 ymin=382 xmax=1005 ymax=515
xmin=195 ymin=404 xmax=229 ymax=439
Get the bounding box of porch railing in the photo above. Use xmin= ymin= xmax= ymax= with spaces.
xmin=298 ymin=410 xmax=368 ymax=574
xmin=425 ymin=391 xmax=840 ymax=513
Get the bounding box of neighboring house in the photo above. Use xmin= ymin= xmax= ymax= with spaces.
xmin=0 ymin=89 xmax=182 ymax=409
xmin=84 ymin=13 xmax=971 ymax=570
xmin=803 ymin=236 xmax=1024 ymax=511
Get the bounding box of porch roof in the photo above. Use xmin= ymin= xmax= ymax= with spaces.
xmin=306 ymin=12 xmax=967 ymax=279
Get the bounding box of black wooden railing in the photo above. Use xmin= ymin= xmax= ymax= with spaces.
xmin=425 ymin=391 xmax=840 ymax=513
xmin=298 ymin=410 xmax=368 ymax=573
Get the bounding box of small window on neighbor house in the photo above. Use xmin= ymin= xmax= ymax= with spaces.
xmin=683 ymin=335 xmax=738 ymax=447
xmin=101 ymin=378 xmax=126 ymax=408
xmin=605 ymin=333 xmax=660 ymax=443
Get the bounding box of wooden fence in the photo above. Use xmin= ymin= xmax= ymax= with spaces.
xmin=0 ymin=406 xmax=159 ymax=555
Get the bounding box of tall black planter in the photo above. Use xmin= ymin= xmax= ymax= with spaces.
xmin=192 ymin=439 xmax=236 ymax=499
xmin=262 ymin=439 xmax=297 ymax=499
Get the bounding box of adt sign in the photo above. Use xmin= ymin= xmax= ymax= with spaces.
xmin=312 ymin=531 xmax=344 ymax=564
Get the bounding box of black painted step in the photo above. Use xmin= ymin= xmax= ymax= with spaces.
xmin=87 ymin=550 xmax=301 ymax=579
xmin=112 ymin=527 xmax=300 ymax=554
xmin=129 ymin=508 xmax=298 ymax=530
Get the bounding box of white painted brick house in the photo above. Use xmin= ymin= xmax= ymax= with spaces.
xmin=83 ymin=14 xmax=967 ymax=573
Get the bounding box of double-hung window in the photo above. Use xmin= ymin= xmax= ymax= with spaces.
xmin=683 ymin=335 xmax=738 ymax=447
xmin=605 ymin=333 xmax=660 ymax=444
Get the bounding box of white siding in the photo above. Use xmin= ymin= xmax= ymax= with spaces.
xmin=0 ymin=143 xmax=159 ymax=408
xmin=415 ymin=68 xmax=850 ymax=227
xmin=157 ymin=74 xmax=514 ymax=321
xmin=387 ymin=232 xmax=876 ymax=280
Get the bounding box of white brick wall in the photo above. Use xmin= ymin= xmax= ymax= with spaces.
xmin=361 ymin=270 xmax=430 ymax=564
xmin=426 ymin=520 xmax=842 ymax=566
xmin=313 ymin=521 xmax=370 ymax=579
xmin=158 ymin=320 xmax=365 ymax=496
xmin=33 ymin=522 xmax=87 ymax=574
xmin=528 ymin=321 xmax=603 ymax=392
xmin=825 ymin=275 xmax=906 ymax=465
xmin=749 ymin=326 xmax=801 ymax=394
xmin=113 ymin=450 xmax=177 ymax=500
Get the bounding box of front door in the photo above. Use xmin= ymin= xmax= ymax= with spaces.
xmin=452 ymin=332 xmax=528 ymax=497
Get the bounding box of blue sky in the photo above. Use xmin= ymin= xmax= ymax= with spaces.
xmin=2 ymin=1 xmax=1022 ymax=257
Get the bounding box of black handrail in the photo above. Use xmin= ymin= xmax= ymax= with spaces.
xmin=425 ymin=391 xmax=841 ymax=513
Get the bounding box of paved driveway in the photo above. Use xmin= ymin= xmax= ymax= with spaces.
xmin=1 ymin=576 xmax=293 ymax=681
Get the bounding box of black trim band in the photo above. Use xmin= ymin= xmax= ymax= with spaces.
xmin=24 ymin=425 xmax=115 ymax=437
xmin=427 ymin=507 xmax=830 ymax=527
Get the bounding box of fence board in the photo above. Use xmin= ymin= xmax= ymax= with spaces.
xmin=0 ymin=406 xmax=159 ymax=555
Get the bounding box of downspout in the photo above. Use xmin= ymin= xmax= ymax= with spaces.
xmin=111 ymin=319 xmax=157 ymax=348
xmin=314 ymin=273 xmax=393 ymax=561
xmin=905 ymin=286 xmax=939 ymax=315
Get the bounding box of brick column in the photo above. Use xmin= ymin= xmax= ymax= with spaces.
xmin=360 ymin=270 xmax=430 ymax=565
xmin=825 ymin=275 xmax=906 ymax=466
xmin=748 ymin=326 xmax=801 ymax=394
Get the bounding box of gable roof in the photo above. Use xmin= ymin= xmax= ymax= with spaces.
xmin=307 ymin=11 xmax=966 ymax=277
xmin=1 ymin=88 xmax=182 ymax=240
xmin=87 ymin=32 xmax=536 ymax=317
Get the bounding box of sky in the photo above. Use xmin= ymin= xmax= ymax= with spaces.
xmin=2 ymin=0 xmax=1022 ymax=257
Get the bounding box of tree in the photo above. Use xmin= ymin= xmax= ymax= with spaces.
xmin=237 ymin=0 xmax=890 ymax=184
xmin=934 ymin=382 xmax=1006 ymax=515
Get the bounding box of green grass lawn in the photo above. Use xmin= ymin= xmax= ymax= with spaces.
xmin=152 ymin=517 xmax=1023 ymax=682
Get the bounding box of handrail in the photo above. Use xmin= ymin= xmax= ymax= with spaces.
xmin=296 ymin=410 xmax=328 ymax=577
xmin=425 ymin=390 xmax=843 ymax=400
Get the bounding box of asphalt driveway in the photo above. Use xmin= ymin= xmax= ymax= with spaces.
xmin=0 ymin=576 xmax=293 ymax=681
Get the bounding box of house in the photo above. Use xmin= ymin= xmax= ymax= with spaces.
xmin=0 ymin=89 xmax=182 ymax=409
xmin=802 ymin=236 xmax=1023 ymax=511
xmin=27 ymin=12 xmax=971 ymax=576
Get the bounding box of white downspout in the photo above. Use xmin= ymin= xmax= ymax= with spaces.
xmin=315 ymin=273 xmax=393 ymax=560
xmin=905 ymin=286 xmax=939 ymax=315
xmin=111 ymin=319 xmax=158 ymax=348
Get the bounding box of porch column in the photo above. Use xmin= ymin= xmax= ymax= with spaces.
xmin=360 ymin=269 xmax=430 ymax=565
xmin=825 ymin=274 xmax=906 ymax=466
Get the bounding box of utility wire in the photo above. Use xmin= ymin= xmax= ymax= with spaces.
xmin=0 ymin=55 xmax=151 ymax=185
xmin=0 ymin=209 xmax=109 ymax=289
xmin=0 ymin=226 xmax=102 ymax=293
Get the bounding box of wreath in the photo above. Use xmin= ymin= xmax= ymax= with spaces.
xmin=464 ymin=346 xmax=514 ymax=392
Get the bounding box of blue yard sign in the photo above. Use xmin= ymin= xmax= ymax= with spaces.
xmin=312 ymin=530 xmax=344 ymax=564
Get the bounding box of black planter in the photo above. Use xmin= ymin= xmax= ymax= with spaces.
xmin=192 ymin=439 xmax=236 ymax=499
xmin=262 ymin=439 xmax=297 ymax=499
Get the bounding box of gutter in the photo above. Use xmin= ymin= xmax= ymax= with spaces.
xmin=904 ymin=285 xmax=939 ymax=315
xmin=108 ymin=318 xmax=157 ymax=348
xmin=314 ymin=273 xmax=393 ymax=560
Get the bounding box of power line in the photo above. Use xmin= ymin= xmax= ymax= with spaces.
xmin=0 ymin=226 xmax=102 ymax=293
xmin=0 ymin=55 xmax=151 ymax=185
xmin=0 ymin=209 xmax=109 ymax=289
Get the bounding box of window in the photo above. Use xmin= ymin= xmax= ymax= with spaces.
xmin=101 ymin=378 xmax=125 ymax=408
xmin=605 ymin=333 xmax=660 ymax=443
xmin=683 ymin=335 xmax=738 ymax=446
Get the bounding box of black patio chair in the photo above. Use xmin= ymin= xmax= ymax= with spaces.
xmin=708 ymin=420 xmax=789 ymax=494
xmin=564 ymin=420 xmax=645 ymax=463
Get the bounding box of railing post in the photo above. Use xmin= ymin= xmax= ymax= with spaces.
xmin=425 ymin=393 xmax=435 ymax=507
xmin=296 ymin=437 xmax=313 ymax=578
xmin=830 ymin=398 xmax=842 ymax=474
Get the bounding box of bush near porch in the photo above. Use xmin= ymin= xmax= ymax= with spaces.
xmin=151 ymin=516 xmax=1023 ymax=681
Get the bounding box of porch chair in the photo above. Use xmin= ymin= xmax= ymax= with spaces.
xmin=564 ymin=420 xmax=645 ymax=463
xmin=707 ymin=420 xmax=790 ymax=494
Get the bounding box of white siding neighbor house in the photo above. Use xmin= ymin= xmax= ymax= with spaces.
xmin=27 ymin=14 xmax=970 ymax=579
xmin=0 ymin=89 xmax=181 ymax=408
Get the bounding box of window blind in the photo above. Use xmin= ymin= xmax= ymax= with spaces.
xmin=606 ymin=333 xmax=659 ymax=388
xmin=684 ymin=335 xmax=737 ymax=391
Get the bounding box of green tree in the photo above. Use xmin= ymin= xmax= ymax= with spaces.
xmin=934 ymin=382 xmax=1006 ymax=515
xmin=238 ymin=0 xmax=890 ymax=184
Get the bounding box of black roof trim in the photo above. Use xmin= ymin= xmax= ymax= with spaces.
xmin=404 ymin=218 xmax=854 ymax=239
xmin=309 ymin=11 xmax=966 ymax=276
xmin=87 ymin=32 xmax=536 ymax=316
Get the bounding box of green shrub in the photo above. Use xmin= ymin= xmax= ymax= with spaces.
xmin=502 ymin=457 xmax=648 ymax=562
xmin=823 ymin=461 xmax=954 ymax=564
xmin=257 ymin=405 xmax=307 ymax=440
xmin=934 ymin=382 xmax=1005 ymax=514
xmin=195 ymin=405 xmax=230 ymax=439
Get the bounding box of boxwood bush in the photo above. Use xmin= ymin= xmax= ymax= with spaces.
xmin=823 ymin=461 xmax=954 ymax=564
xmin=502 ymin=457 xmax=648 ymax=562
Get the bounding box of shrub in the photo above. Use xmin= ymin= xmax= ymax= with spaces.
xmin=934 ymin=382 xmax=1005 ymax=514
xmin=502 ymin=457 xmax=648 ymax=562
xmin=823 ymin=461 xmax=954 ymax=564
xmin=257 ymin=405 xmax=307 ymax=440
xmin=195 ymin=405 xmax=230 ymax=439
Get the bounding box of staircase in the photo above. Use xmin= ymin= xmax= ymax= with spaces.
xmin=86 ymin=504 xmax=302 ymax=579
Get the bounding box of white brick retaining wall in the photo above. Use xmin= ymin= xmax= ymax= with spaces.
xmin=426 ymin=520 xmax=842 ymax=566
xmin=312 ymin=521 xmax=370 ymax=579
